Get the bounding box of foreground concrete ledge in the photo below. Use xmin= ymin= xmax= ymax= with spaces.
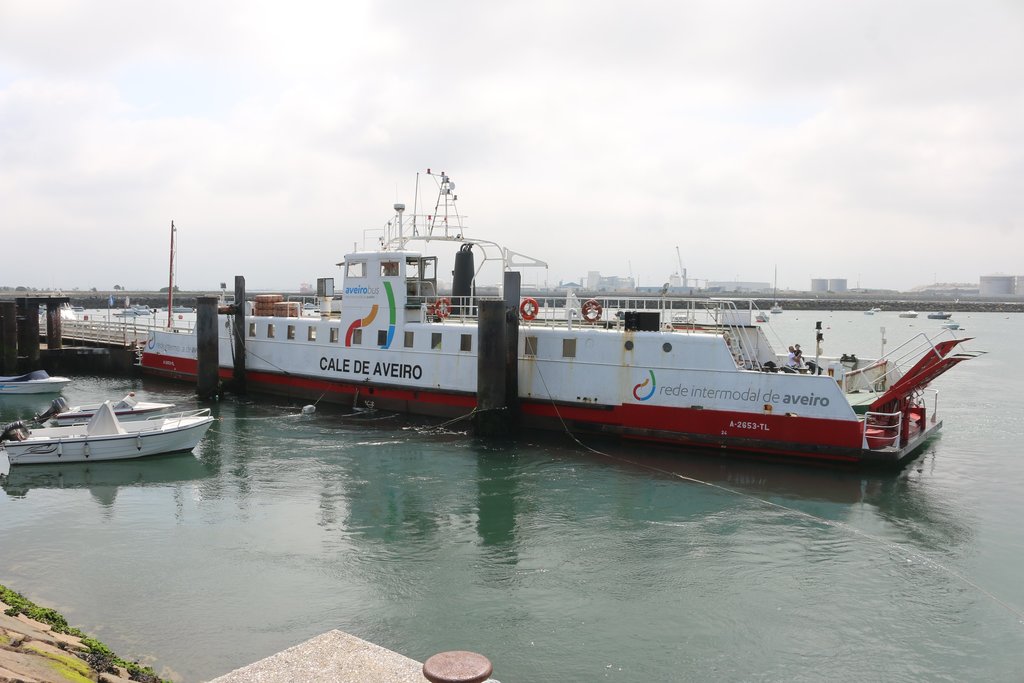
xmin=209 ymin=630 xmax=428 ymax=683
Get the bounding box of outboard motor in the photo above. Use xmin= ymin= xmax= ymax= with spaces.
xmin=33 ymin=396 xmax=69 ymax=424
xmin=1 ymin=420 xmax=30 ymax=443
xmin=451 ymin=243 xmax=475 ymax=316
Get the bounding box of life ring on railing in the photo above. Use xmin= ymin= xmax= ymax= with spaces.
xmin=429 ymin=297 xmax=452 ymax=319
xmin=519 ymin=297 xmax=539 ymax=321
xmin=581 ymin=299 xmax=602 ymax=322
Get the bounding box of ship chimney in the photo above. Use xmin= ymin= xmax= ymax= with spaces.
xmin=394 ymin=202 xmax=406 ymax=247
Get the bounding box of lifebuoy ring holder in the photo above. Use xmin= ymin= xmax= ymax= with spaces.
xmin=520 ymin=297 xmax=539 ymax=321
xmin=582 ymin=299 xmax=602 ymax=322
xmin=430 ymin=297 xmax=452 ymax=319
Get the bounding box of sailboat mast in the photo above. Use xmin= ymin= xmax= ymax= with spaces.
xmin=167 ymin=221 xmax=176 ymax=328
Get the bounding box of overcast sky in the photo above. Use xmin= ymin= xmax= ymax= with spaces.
xmin=2 ymin=0 xmax=1022 ymax=293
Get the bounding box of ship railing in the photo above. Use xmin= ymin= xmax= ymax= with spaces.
xmin=54 ymin=318 xmax=152 ymax=347
xmin=507 ymin=295 xmax=771 ymax=369
xmin=862 ymin=410 xmax=902 ymax=450
xmin=53 ymin=316 xmax=195 ymax=346
xmin=856 ymin=330 xmax=960 ymax=395
xmin=839 ymin=359 xmax=890 ymax=394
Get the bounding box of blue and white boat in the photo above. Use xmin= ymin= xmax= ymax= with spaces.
xmin=0 ymin=370 xmax=72 ymax=395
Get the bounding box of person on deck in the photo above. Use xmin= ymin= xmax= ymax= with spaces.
xmin=785 ymin=346 xmax=798 ymax=371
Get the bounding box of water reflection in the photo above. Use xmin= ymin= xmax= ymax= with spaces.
xmin=475 ymin=445 xmax=520 ymax=562
xmin=544 ymin=437 xmax=975 ymax=554
xmin=1 ymin=453 xmax=215 ymax=506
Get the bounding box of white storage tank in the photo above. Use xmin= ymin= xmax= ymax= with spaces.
xmin=810 ymin=278 xmax=829 ymax=293
xmin=828 ymin=278 xmax=848 ymax=293
xmin=979 ymin=275 xmax=1016 ymax=296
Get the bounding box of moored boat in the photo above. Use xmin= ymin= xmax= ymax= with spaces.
xmin=113 ymin=305 xmax=153 ymax=318
xmin=927 ymin=312 xmax=952 ymax=320
xmin=899 ymin=310 xmax=919 ymax=318
xmin=138 ymin=170 xmax=983 ymax=468
xmin=0 ymin=371 xmax=71 ymax=395
xmin=36 ymin=393 xmax=176 ymax=426
xmin=0 ymin=401 xmax=212 ymax=469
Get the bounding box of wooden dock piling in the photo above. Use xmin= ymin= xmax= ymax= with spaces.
xmin=231 ymin=275 xmax=247 ymax=394
xmin=502 ymin=271 xmax=521 ymax=425
xmin=15 ymin=300 xmax=40 ymax=368
xmin=196 ymin=296 xmax=220 ymax=399
xmin=475 ymin=299 xmax=511 ymax=436
xmin=0 ymin=301 xmax=17 ymax=374
xmin=45 ymin=301 xmax=63 ymax=351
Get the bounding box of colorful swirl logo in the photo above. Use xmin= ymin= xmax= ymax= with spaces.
xmin=632 ymin=370 xmax=656 ymax=401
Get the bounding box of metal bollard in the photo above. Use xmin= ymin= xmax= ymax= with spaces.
xmin=422 ymin=650 xmax=493 ymax=683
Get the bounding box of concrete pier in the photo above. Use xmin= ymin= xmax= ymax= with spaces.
xmin=210 ymin=630 xmax=474 ymax=683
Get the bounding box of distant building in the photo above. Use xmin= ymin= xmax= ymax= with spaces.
xmin=828 ymin=278 xmax=847 ymax=293
xmin=810 ymin=278 xmax=829 ymax=293
xmin=585 ymin=271 xmax=636 ymax=292
xmin=706 ymin=281 xmax=771 ymax=293
xmin=558 ymin=281 xmax=584 ymax=292
xmin=979 ymin=275 xmax=1017 ymax=297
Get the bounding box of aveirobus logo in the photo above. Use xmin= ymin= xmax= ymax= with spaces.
xmin=344 ymin=286 xmax=380 ymax=295
xmin=633 ymin=370 xmax=656 ymax=401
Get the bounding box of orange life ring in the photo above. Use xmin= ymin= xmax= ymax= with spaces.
xmin=582 ymin=298 xmax=602 ymax=322
xmin=430 ymin=296 xmax=451 ymax=319
xmin=519 ymin=297 xmax=539 ymax=321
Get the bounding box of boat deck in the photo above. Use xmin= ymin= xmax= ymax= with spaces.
xmin=845 ymin=391 xmax=880 ymax=415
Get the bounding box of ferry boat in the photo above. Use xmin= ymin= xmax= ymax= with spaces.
xmin=139 ymin=171 xmax=982 ymax=467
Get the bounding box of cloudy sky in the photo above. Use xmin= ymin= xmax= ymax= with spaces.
xmin=1 ymin=0 xmax=1021 ymax=293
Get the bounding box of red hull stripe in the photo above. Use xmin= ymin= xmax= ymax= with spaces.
xmin=140 ymin=352 xmax=890 ymax=463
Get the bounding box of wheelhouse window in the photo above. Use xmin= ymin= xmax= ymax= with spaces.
xmin=380 ymin=260 xmax=400 ymax=277
xmin=346 ymin=261 xmax=366 ymax=278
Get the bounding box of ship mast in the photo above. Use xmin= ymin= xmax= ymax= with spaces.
xmin=166 ymin=221 xmax=176 ymax=328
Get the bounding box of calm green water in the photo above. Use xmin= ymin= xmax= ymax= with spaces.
xmin=2 ymin=311 xmax=1022 ymax=682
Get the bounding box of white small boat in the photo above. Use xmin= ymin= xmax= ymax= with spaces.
xmin=864 ymin=307 xmax=882 ymax=315
xmin=113 ymin=305 xmax=153 ymax=318
xmin=40 ymin=393 xmax=175 ymax=426
xmin=942 ymin=321 xmax=961 ymax=330
xmin=899 ymin=310 xmax=919 ymax=318
xmin=0 ymin=371 xmax=72 ymax=395
xmin=755 ymin=311 xmax=770 ymax=323
xmin=1 ymin=401 xmax=213 ymax=470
